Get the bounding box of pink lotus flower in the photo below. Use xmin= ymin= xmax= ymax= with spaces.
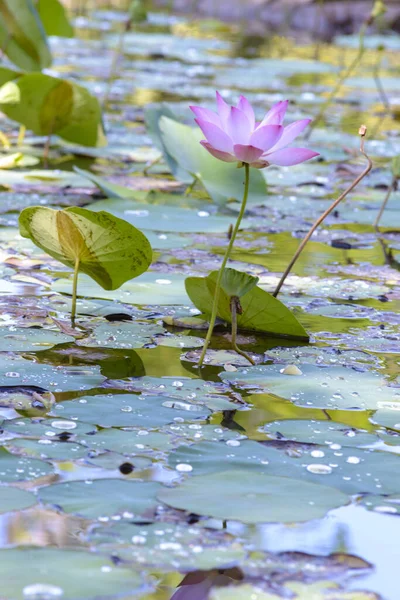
xmin=190 ymin=92 xmax=319 ymax=169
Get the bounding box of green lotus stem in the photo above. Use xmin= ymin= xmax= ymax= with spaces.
xmin=185 ymin=176 xmax=199 ymax=196
xmin=0 ymin=130 xmax=10 ymax=149
xmin=17 ymin=125 xmax=26 ymax=147
xmin=198 ymin=163 xmax=250 ymax=367
xmin=71 ymin=257 xmax=80 ymax=328
xmin=273 ymin=126 xmax=372 ymax=298
xmin=230 ymin=297 xmax=255 ymax=365
xmin=305 ymin=20 xmax=367 ymax=140
xmin=375 ymin=176 xmax=396 ymax=230
xmin=143 ymin=154 xmax=162 ymax=176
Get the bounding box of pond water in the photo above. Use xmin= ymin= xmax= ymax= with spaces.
xmin=0 ymin=5 xmax=399 ymax=600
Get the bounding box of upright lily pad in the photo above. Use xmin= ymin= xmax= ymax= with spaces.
xmin=158 ymin=470 xmax=348 ymax=523
xmin=0 ymin=0 xmax=52 ymax=71
xmin=0 ymin=73 xmax=105 ymax=146
xmin=36 ymin=0 xmax=74 ymax=37
xmin=39 ymin=479 xmax=161 ymax=519
xmin=19 ymin=206 xmax=152 ymax=291
xmin=186 ymin=270 xmax=309 ymax=340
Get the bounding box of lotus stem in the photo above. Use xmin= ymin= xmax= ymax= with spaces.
xmin=305 ymin=20 xmax=367 ymax=139
xmin=143 ymin=154 xmax=162 ymax=176
xmin=198 ymin=163 xmax=250 ymax=367
xmin=230 ymin=297 xmax=255 ymax=365
xmin=71 ymin=257 xmax=80 ymax=328
xmin=184 ymin=176 xmax=199 ymax=196
xmin=17 ymin=125 xmax=26 ymax=147
xmin=0 ymin=130 xmax=10 ymax=149
xmin=375 ymin=176 xmax=396 ymax=230
xmin=273 ymin=125 xmax=372 ymax=298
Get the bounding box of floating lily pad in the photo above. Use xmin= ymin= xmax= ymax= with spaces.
xmin=220 ymin=364 xmax=399 ymax=411
xmin=0 ymin=448 xmax=54 ymax=483
xmin=89 ymin=198 xmax=244 ymax=233
xmin=0 ymin=327 xmax=74 ymax=352
xmin=50 ymin=393 xmax=210 ymax=428
xmin=158 ymin=470 xmax=348 ymax=523
xmin=370 ymin=409 xmax=400 ymax=432
xmin=262 ymin=420 xmax=378 ymax=448
xmin=3 ymin=417 xmax=97 ymax=438
xmin=81 ymin=427 xmax=172 ymax=454
xmin=0 ymin=486 xmax=36 ymax=514
xmin=166 ymin=440 xmax=400 ymax=496
xmin=4 ymin=438 xmax=88 ymax=461
xmin=0 ymin=548 xmax=145 ymax=599
xmin=210 ymin=581 xmax=379 ymax=600
xmin=155 ymin=334 xmax=203 ymax=348
xmin=361 ymin=494 xmax=400 ymax=515
xmin=77 ymin=321 xmax=164 ymax=349
xmin=0 ymin=355 xmax=105 ymax=392
xmin=90 ymin=521 xmax=245 ymax=570
xmin=52 ymin=272 xmax=189 ymax=306
xmin=38 ymin=479 xmax=161 ymax=519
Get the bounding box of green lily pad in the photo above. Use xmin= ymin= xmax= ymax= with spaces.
xmin=52 ymin=272 xmax=189 ymax=306
xmin=361 ymin=494 xmax=400 ymax=515
xmin=0 ymin=486 xmax=36 ymax=514
xmin=0 ymin=447 xmax=54 ymax=482
xmin=0 ymin=548 xmax=145 ymax=599
xmin=158 ymin=470 xmax=348 ymax=523
xmin=0 ymin=355 xmax=105 ymax=392
xmin=19 ymin=206 xmax=152 ymax=291
xmin=155 ymin=334 xmax=203 ymax=348
xmin=50 ymin=393 xmax=210 ymax=428
xmin=263 ymin=420 xmax=378 ymax=448
xmin=210 ymin=581 xmax=379 ymax=600
xmin=89 ymin=197 xmax=243 ymax=234
xmin=90 ymin=521 xmax=245 ymax=570
xmin=5 ymin=437 xmax=88 ymax=461
xmin=186 ymin=270 xmax=309 ymax=340
xmin=0 ymin=326 xmax=74 ymax=351
xmin=38 ymin=479 xmax=161 ymax=519
xmin=3 ymin=417 xmax=96 ymax=438
xmin=86 ymin=452 xmax=152 ymax=472
xmin=220 ymin=364 xmax=399 ymax=410
xmin=167 ymin=439 xmax=400 ymax=496
xmin=370 ymin=409 xmax=400 ymax=432
xmin=77 ymin=321 xmax=164 ymax=349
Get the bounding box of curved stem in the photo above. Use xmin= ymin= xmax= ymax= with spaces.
xmin=230 ymin=297 xmax=255 ymax=365
xmin=375 ymin=177 xmax=396 ymax=230
xmin=305 ymin=22 xmax=367 ymax=140
xmin=198 ymin=163 xmax=250 ymax=367
xmin=273 ymin=126 xmax=372 ymax=298
xmin=71 ymin=257 xmax=80 ymax=328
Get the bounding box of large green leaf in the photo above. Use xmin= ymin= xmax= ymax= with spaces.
xmin=210 ymin=582 xmax=379 ymax=600
xmin=19 ymin=206 xmax=152 ymax=291
xmin=158 ymin=470 xmax=348 ymax=523
xmin=185 ymin=270 xmax=309 ymax=340
xmin=0 ymin=73 xmax=105 ymax=146
xmin=159 ymin=116 xmax=268 ymax=205
xmin=37 ymin=0 xmax=74 ymax=37
xmin=0 ymin=66 xmax=20 ymax=87
xmin=0 ymin=0 xmax=51 ymax=71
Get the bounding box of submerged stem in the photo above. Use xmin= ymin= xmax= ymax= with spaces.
xmin=198 ymin=163 xmax=250 ymax=367
xmin=230 ymin=297 xmax=255 ymax=365
xmin=273 ymin=125 xmax=373 ymax=298
xmin=71 ymin=257 xmax=80 ymax=328
xmin=17 ymin=125 xmax=26 ymax=147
